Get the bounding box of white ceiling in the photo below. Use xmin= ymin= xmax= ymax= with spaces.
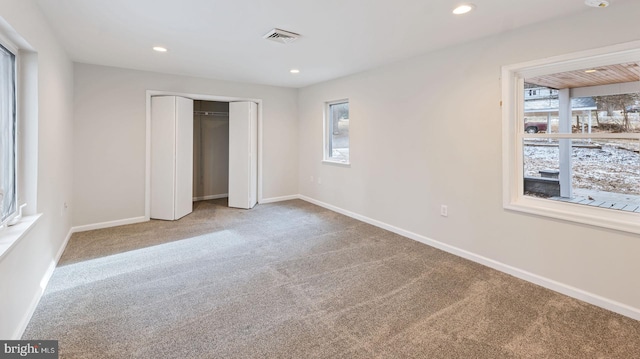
xmin=34 ymin=0 xmax=628 ymax=88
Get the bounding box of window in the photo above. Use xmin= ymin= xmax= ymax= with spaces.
xmin=502 ymin=42 xmax=640 ymax=234
xmin=324 ymin=100 xmax=350 ymax=164
xmin=0 ymin=43 xmax=16 ymax=227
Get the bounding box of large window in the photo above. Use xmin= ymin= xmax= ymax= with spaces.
xmin=0 ymin=44 xmax=16 ymax=227
xmin=324 ymin=100 xmax=350 ymax=164
xmin=502 ymin=42 xmax=640 ymax=234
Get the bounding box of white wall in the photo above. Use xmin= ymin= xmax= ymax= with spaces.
xmin=73 ymin=64 xmax=298 ymax=227
xmin=0 ymin=0 xmax=74 ymax=338
xmin=298 ymin=2 xmax=640 ymax=315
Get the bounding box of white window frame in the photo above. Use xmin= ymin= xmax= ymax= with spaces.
xmin=323 ymin=99 xmax=350 ymax=165
xmin=0 ymin=41 xmax=17 ymax=227
xmin=0 ymin=26 xmax=41 ymax=260
xmin=501 ymin=41 xmax=640 ymax=235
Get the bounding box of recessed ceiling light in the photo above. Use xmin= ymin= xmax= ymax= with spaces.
xmin=453 ymin=3 xmax=475 ymax=15
xmin=584 ymin=0 xmax=609 ymax=8
xmin=290 ymin=69 xmax=300 ymax=74
xmin=585 ymin=69 xmax=598 ymax=73
xmin=153 ymin=46 xmax=168 ymax=52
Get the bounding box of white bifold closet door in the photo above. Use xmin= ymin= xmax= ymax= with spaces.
xmin=150 ymin=96 xmax=194 ymax=220
xmin=228 ymin=101 xmax=258 ymax=209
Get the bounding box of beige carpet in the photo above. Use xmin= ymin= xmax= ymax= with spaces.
xmin=23 ymin=199 xmax=640 ymax=358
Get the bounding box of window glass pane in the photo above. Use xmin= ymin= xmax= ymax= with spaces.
xmin=523 ymin=137 xmax=640 ymax=212
xmin=328 ymin=101 xmax=349 ymax=162
xmin=521 ymin=61 xmax=640 ymax=214
xmin=0 ymin=44 xmax=16 ymax=224
xmin=524 ymin=64 xmax=640 ymax=136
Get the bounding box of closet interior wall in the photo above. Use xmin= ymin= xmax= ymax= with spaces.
xmin=193 ymin=100 xmax=229 ymax=201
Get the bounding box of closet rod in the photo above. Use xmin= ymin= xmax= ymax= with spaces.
xmin=194 ymin=110 xmax=229 ymax=117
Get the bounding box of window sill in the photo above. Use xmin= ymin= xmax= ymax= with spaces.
xmin=505 ymin=197 xmax=640 ymax=235
xmin=0 ymin=214 xmax=42 ymax=261
xmin=322 ymin=160 xmax=351 ymax=167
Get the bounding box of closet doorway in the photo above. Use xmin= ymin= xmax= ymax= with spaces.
xmin=145 ymin=91 xmax=262 ymax=221
xmin=193 ymin=100 xmax=230 ymax=203
xmin=193 ymin=100 xmax=258 ymax=209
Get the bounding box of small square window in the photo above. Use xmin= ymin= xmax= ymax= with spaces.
xmin=324 ymin=100 xmax=349 ymax=164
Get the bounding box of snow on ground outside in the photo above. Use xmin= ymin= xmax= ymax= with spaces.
xmin=524 ymin=144 xmax=640 ymax=195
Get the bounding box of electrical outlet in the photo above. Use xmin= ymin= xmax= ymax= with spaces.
xmin=317 ymin=177 xmax=322 ymax=185
xmin=440 ymin=205 xmax=448 ymax=217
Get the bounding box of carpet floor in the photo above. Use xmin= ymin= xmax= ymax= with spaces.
xmin=22 ymin=199 xmax=640 ymax=358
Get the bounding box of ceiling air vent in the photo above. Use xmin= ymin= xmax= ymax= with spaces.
xmin=263 ymin=28 xmax=300 ymax=44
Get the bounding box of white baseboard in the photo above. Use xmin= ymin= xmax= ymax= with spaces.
xmin=193 ymin=194 xmax=228 ymax=201
xmin=13 ymin=226 xmax=74 ymax=339
xmin=259 ymin=194 xmax=300 ymax=204
xmin=298 ymin=195 xmax=640 ymax=321
xmin=71 ymin=216 xmax=148 ymax=233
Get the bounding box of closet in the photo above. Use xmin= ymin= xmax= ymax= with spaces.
xmin=150 ymin=96 xmax=258 ymax=220
xmin=193 ymin=101 xmax=229 ymax=202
